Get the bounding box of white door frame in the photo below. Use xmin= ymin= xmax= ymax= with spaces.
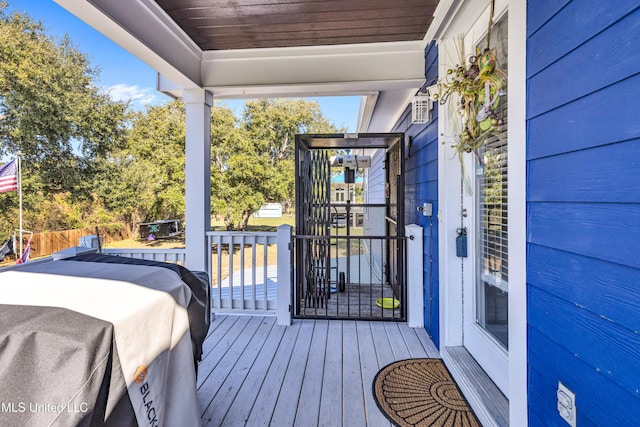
xmin=463 ymin=1 xmax=510 ymax=397
xmin=435 ymin=0 xmax=527 ymax=423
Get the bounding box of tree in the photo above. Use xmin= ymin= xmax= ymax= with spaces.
xmin=96 ymin=100 xmax=186 ymax=230
xmin=0 ymin=6 xmax=129 ymax=173
xmin=212 ymin=99 xmax=342 ymax=230
xmin=0 ymin=4 xmax=129 ymax=237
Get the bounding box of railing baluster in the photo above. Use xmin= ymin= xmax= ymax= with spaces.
xmin=239 ymin=236 xmax=245 ymax=309
xmin=251 ymin=236 xmax=257 ymax=309
xmin=263 ymin=236 xmax=268 ymax=308
xmin=216 ymin=235 xmax=222 ymax=309
xmin=206 ymin=234 xmax=212 ymax=293
xmin=228 ymin=236 xmax=234 ymax=309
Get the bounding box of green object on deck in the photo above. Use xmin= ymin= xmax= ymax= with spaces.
xmin=376 ymin=297 xmax=400 ymax=309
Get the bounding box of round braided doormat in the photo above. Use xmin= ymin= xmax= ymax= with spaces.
xmin=373 ymin=358 xmax=481 ymax=427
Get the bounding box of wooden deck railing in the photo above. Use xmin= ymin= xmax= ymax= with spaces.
xmin=102 ymin=248 xmax=187 ymax=265
xmin=205 ymin=225 xmax=292 ymax=324
xmin=206 ymin=230 xmax=279 ymax=312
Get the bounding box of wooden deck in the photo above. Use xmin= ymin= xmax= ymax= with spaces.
xmin=299 ymin=282 xmax=401 ymax=319
xmin=197 ymin=314 xmax=439 ymax=426
xmin=298 ymin=253 xmax=402 ymax=320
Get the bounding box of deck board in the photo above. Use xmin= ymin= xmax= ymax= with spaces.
xmin=244 ymin=321 xmax=301 ymax=426
xmin=220 ymin=322 xmax=287 ymax=426
xmin=342 ymin=321 xmax=366 ymax=426
xmin=199 ymin=315 xmax=241 ymax=365
xmin=198 ymin=315 xmax=248 ymax=388
xmin=400 ymin=323 xmax=433 ymax=359
xmin=200 ymin=315 xmax=439 ymax=426
xmin=201 ymin=317 xmax=275 ymax=425
xmin=369 ymin=321 xmax=396 ymax=367
xmin=270 ymin=320 xmax=315 ymax=424
xmin=356 ymin=322 xmax=393 ymax=426
xmin=318 ymin=321 xmax=343 ymax=427
xmin=415 ymin=327 xmax=441 ymax=358
xmin=199 ymin=316 xmax=264 ymax=415
xmin=293 ymin=319 xmax=328 ymax=426
xmin=384 ymin=322 xmax=413 ymax=360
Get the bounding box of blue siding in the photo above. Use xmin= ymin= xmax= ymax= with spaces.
xmin=392 ymin=41 xmax=440 ymax=345
xmin=528 ymin=328 xmax=638 ymax=426
xmin=527 ymin=0 xmax=639 ymax=77
xmin=527 ymin=1 xmax=640 ymax=425
xmin=528 ymin=74 xmax=640 ymax=159
xmin=528 ymin=139 xmax=640 ymax=202
xmin=528 ymin=6 xmax=640 ymax=118
xmin=528 ymin=245 xmax=640 ymax=333
xmin=526 ymin=0 xmax=571 ymax=38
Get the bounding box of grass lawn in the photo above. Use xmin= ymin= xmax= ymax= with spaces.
xmin=211 ymin=214 xmax=295 ymax=231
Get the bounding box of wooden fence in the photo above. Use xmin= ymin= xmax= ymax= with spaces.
xmin=17 ymin=226 xmax=130 ymax=259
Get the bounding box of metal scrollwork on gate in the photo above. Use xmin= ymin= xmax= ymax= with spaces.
xmin=300 ymin=150 xmax=331 ymax=309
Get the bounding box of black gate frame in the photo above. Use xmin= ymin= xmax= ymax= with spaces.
xmin=293 ymin=133 xmax=406 ymax=321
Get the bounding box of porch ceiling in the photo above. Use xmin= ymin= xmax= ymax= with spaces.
xmin=155 ymin=0 xmax=438 ymax=51
xmin=54 ymin=0 xmax=443 ymax=131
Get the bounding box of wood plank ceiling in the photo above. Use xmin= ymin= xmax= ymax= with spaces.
xmin=154 ymin=0 xmax=439 ymax=51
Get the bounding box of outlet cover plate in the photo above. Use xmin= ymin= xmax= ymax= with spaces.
xmin=557 ymin=382 xmax=576 ymax=427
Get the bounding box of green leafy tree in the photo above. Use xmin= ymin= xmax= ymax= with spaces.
xmin=97 ymin=100 xmax=186 ymax=231
xmin=213 ymin=99 xmax=342 ymax=230
xmin=0 ymin=3 xmax=128 ymax=237
xmin=0 ymin=5 xmax=128 ymax=190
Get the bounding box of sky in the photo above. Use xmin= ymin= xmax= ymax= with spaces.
xmin=9 ymin=0 xmax=361 ymax=132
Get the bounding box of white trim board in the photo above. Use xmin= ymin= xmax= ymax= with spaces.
xmin=506 ymin=0 xmax=528 ymax=425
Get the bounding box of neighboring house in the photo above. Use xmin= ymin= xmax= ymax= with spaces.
xmin=330 ymin=171 xmax=363 ymax=227
xmin=53 ymin=0 xmax=640 ymax=425
xmin=252 ymin=203 xmax=283 ymax=218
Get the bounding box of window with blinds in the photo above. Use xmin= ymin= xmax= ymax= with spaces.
xmin=475 ymin=13 xmax=508 ymax=349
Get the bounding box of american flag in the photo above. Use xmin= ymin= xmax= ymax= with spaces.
xmin=16 ymin=237 xmax=31 ymax=264
xmin=0 ymin=159 xmax=18 ymax=193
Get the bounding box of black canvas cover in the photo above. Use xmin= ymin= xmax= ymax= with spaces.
xmin=0 ymin=305 xmax=136 ymax=426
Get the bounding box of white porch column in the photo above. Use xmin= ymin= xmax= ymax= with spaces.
xmin=184 ymin=89 xmax=212 ymax=273
xmin=406 ymin=224 xmax=424 ymax=328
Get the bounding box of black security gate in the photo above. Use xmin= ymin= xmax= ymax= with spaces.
xmin=294 ymin=133 xmax=406 ymax=321
xmin=297 ymin=149 xmax=332 ymax=308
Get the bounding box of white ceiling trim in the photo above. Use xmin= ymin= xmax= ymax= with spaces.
xmin=200 ymin=41 xmax=426 ymax=89
xmin=366 ymin=88 xmax=417 ymax=132
xmin=201 ymin=40 xmax=425 ymax=60
xmin=202 ymin=82 xmax=388 ymax=100
xmin=357 ymin=93 xmax=379 ymax=133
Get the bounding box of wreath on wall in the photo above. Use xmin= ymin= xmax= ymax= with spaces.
xmin=432 ymin=0 xmax=507 ymax=156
